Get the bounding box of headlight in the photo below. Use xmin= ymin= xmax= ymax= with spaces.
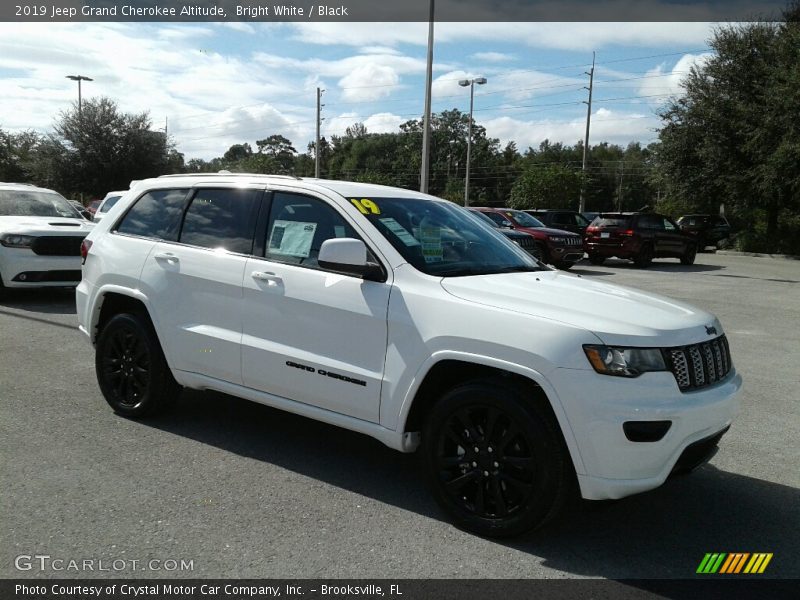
xmin=0 ymin=234 xmax=36 ymax=248
xmin=583 ymin=345 xmax=667 ymax=377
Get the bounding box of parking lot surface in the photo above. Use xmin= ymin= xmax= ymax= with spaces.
xmin=1 ymin=252 xmax=798 ymax=579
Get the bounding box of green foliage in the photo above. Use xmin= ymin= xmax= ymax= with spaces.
xmin=509 ymin=164 xmax=584 ymax=210
xmin=654 ymin=13 xmax=800 ymax=252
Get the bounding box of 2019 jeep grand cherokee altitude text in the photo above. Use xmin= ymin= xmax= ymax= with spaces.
xmin=76 ymin=174 xmax=742 ymax=537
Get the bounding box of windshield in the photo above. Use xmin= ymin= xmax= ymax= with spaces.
xmin=0 ymin=190 xmax=81 ymax=219
xmin=504 ymin=210 xmax=544 ymax=228
xmin=468 ymin=210 xmax=501 ymax=228
xmin=349 ymin=197 xmax=544 ymax=277
xmin=592 ymin=216 xmax=631 ymax=228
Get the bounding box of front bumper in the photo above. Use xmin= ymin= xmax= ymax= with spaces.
xmin=548 ymin=244 xmax=584 ymax=263
xmin=548 ymin=366 xmax=742 ymax=500
xmin=0 ymin=249 xmax=83 ymax=287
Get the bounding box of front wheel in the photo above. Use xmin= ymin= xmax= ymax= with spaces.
xmin=680 ymin=244 xmax=697 ymax=265
xmin=95 ymin=312 xmax=180 ymax=417
xmin=421 ymin=381 xmax=572 ymax=537
xmin=633 ymin=244 xmax=653 ymax=268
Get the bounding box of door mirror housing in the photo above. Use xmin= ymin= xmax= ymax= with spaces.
xmin=318 ymin=238 xmax=384 ymax=281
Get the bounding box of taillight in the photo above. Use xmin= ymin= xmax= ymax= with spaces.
xmin=80 ymin=239 xmax=92 ymax=264
xmin=586 ymin=226 xmax=598 ymax=233
xmin=620 ymin=229 xmax=635 ymax=236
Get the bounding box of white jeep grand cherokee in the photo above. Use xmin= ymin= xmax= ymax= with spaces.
xmin=0 ymin=182 xmax=94 ymax=296
xmin=76 ymin=174 xmax=741 ymax=536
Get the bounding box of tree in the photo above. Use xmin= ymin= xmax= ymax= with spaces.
xmin=509 ymin=164 xmax=584 ymax=209
xmin=43 ymin=97 xmax=178 ymax=197
xmin=655 ymin=10 xmax=800 ymax=251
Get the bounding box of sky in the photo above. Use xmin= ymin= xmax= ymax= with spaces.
xmin=0 ymin=21 xmax=716 ymax=161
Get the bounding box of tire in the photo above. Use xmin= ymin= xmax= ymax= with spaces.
xmin=0 ymin=273 xmax=6 ymax=300
xmin=421 ymin=380 xmax=572 ymax=538
xmin=680 ymin=244 xmax=697 ymax=265
xmin=588 ymin=254 xmax=605 ymax=266
xmin=95 ymin=312 xmax=180 ymax=417
xmin=531 ymin=243 xmax=546 ymax=263
xmin=633 ymin=244 xmax=653 ymax=268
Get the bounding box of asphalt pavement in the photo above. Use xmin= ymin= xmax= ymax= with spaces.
xmin=1 ymin=252 xmax=798 ymax=579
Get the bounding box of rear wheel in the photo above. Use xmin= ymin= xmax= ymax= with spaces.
xmin=421 ymin=380 xmax=572 ymax=537
xmin=95 ymin=312 xmax=180 ymax=417
xmin=680 ymin=244 xmax=697 ymax=265
xmin=633 ymin=244 xmax=653 ymax=268
xmin=588 ymin=254 xmax=605 ymax=265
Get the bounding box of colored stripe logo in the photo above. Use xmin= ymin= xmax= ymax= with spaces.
xmin=697 ymin=553 xmax=773 ymax=574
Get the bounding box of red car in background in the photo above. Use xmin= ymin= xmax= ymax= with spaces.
xmin=85 ymin=199 xmax=102 ymax=216
xmin=472 ymin=207 xmax=584 ymax=269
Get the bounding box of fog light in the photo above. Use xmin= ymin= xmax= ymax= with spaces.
xmin=19 ymin=274 xmax=27 ymax=281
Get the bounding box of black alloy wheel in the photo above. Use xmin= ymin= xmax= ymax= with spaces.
xmin=95 ymin=312 xmax=179 ymax=417
xmin=422 ymin=381 xmax=571 ymax=537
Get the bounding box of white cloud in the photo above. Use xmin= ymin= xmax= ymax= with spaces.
xmin=638 ymin=52 xmax=712 ymax=102
xmin=362 ymin=112 xmax=405 ymax=133
xmin=471 ymin=52 xmax=516 ymax=63
xmin=221 ymin=22 xmax=257 ymax=35
xmin=432 ymin=70 xmax=481 ymax=99
xmin=339 ymin=64 xmax=400 ymax=101
xmin=288 ymin=22 xmax=714 ymax=52
xmin=484 ymin=108 xmax=659 ymax=151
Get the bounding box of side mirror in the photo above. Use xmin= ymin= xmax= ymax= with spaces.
xmin=500 ymin=222 xmax=514 ymax=229
xmin=318 ymin=238 xmax=384 ymax=281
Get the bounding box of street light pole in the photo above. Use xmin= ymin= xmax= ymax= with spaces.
xmin=66 ymin=75 xmax=93 ymax=119
xmin=420 ymin=0 xmax=434 ymax=194
xmin=458 ymin=77 xmax=487 ymax=207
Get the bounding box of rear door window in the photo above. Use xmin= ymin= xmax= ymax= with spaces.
xmin=115 ymin=189 xmax=189 ymax=241
xmin=179 ymin=188 xmax=261 ymax=254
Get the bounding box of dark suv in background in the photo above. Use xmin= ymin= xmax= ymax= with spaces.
xmin=524 ymin=209 xmax=591 ymax=237
xmin=474 ymin=207 xmax=584 ymax=269
xmin=584 ymin=212 xmax=697 ymax=268
xmin=468 ymin=209 xmax=541 ymax=260
xmin=676 ymin=214 xmax=731 ymax=250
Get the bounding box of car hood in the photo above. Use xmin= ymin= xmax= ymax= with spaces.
xmin=0 ymin=215 xmax=94 ymax=235
xmin=440 ymin=270 xmax=721 ymax=347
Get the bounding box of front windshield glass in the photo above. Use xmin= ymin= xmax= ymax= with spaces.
xmin=0 ymin=190 xmax=81 ymax=218
xmin=349 ymin=197 xmax=544 ymax=277
xmin=504 ymin=210 xmax=544 ymax=228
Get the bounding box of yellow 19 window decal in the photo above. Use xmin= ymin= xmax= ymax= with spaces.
xmin=350 ymin=198 xmax=381 ymax=215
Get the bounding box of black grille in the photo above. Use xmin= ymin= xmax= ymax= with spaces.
xmin=667 ymin=335 xmax=732 ymax=391
xmin=515 ymin=236 xmax=535 ymax=249
xmin=30 ymin=236 xmax=85 ymax=256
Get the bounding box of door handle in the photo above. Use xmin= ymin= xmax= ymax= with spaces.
xmin=153 ymin=251 xmax=179 ymax=263
xmin=251 ymin=271 xmax=282 ymax=285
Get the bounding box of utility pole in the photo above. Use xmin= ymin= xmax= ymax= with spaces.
xmin=420 ymin=0 xmax=435 ymax=193
xmin=617 ymin=161 xmax=625 ymax=211
xmin=315 ymin=87 xmax=324 ymax=178
xmin=579 ymin=52 xmax=595 ymax=214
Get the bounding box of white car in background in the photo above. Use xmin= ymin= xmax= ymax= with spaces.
xmin=92 ymin=190 xmax=127 ymax=223
xmin=0 ymin=182 xmax=94 ymax=297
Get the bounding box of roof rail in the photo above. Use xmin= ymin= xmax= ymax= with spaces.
xmin=156 ymin=172 xmax=303 ymax=181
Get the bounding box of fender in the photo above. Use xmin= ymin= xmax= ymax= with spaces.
xmin=394 ymin=350 xmax=587 ymax=474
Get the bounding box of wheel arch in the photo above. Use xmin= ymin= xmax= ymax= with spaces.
xmin=399 ymin=356 xmax=586 ymax=475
